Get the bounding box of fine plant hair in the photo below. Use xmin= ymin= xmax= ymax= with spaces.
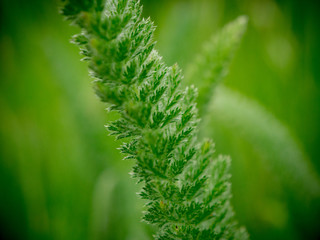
xmin=61 ymin=0 xmax=249 ymax=239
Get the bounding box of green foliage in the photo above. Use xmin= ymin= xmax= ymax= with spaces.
xmin=61 ymin=0 xmax=248 ymax=239
xmin=184 ymin=16 xmax=248 ymax=116
xmin=185 ymin=15 xmax=320 ymax=199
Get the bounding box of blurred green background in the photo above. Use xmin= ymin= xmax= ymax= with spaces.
xmin=0 ymin=0 xmax=320 ymax=239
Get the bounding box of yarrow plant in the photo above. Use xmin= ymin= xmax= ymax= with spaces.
xmin=61 ymin=0 xmax=249 ymax=239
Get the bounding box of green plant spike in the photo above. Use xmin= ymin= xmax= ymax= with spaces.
xmin=61 ymin=0 xmax=248 ymax=239
xmin=185 ymin=15 xmax=320 ymax=199
xmin=184 ymin=16 xmax=248 ymax=117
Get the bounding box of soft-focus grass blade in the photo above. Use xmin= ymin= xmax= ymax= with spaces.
xmin=204 ymin=86 xmax=320 ymax=198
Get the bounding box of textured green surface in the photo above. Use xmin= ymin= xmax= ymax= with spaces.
xmin=1 ymin=0 xmax=320 ymax=239
xmin=61 ymin=0 xmax=248 ymax=239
